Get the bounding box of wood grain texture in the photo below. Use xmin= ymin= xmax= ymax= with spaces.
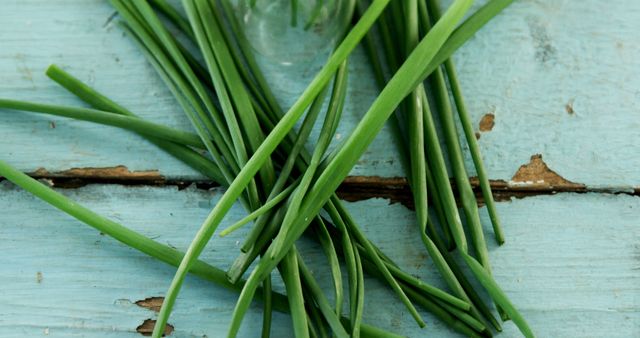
xmin=0 ymin=0 xmax=401 ymax=180
xmin=1 ymin=1 xmax=639 ymax=337
xmin=0 ymin=182 xmax=638 ymax=337
xmin=1 ymin=1 xmax=639 ymax=189
xmin=449 ymin=0 xmax=640 ymax=191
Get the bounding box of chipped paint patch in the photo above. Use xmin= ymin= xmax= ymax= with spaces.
xmin=509 ymin=154 xmax=585 ymax=190
xmin=136 ymin=319 xmax=173 ymax=336
xmin=36 ymin=271 xmax=43 ymax=283
xmin=32 ymin=166 xmax=163 ymax=181
xmin=479 ymin=113 xmax=495 ymax=132
xmin=135 ymin=296 xmax=164 ymax=312
xmin=566 ymin=99 xmax=575 ymax=115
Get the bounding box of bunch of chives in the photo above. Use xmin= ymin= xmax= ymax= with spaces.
xmin=0 ymin=0 xmax=534 ymax=337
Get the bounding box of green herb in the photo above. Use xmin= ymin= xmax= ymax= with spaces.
xmin=0 ymin=0 xmax=534 ymax=336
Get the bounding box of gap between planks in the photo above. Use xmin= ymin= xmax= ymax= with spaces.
xmin=2 ymin=154 xmax=637 ymax=209
xmin=2 ymin=169 xmax=636 ymax=211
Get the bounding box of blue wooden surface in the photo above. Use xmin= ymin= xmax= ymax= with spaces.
xmin=1 ymin=0 xmax=639 ymax=337
xmin=1 ymin=0 xmax=639 ymax=188
xmin=1 ymin=183 xmax=639 ymax=337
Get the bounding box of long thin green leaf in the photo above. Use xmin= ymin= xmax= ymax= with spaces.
xmin=184 ymin=0 xmax=250 ymax=171
xmin=239 ymin=85 xmax=328 ymax=254
xmin=45 ymin=64 xmax=225 ymax=183
xmin=226 ymin=2 xmax=472 ymax=336
xmin=421 ymin=91 xmax=468 ymax=251
xmin=400 ymin=283 xmax=484 ymax=338
xmin=148 ymin=0 xmax=195 ymax=39
xmin=329 ymin=198 xmax=425 ymax=327
xmin=0 ymin=99 xmax=204 ymax=148
xmin=296 ymin=250 xmax=349 ymax=338
xmin=403 ymin=0 xmax=429 ymax=237
xmin=128 ymin=0 xmax=236 ymax=157
xmin=112 ymin=2 xmax=243 ymax=187
xmin=379 ymin=259 xmax=469 ymax=311
xmin=279 ymin=249 xmax=310 ymax=338
xmin=0 ymin=159 xmax=288 ymax=311
xmin=313 ymin=218 xmax=343 ymax=318
xmin=422 ymin=0 xmax=516 ymax=78
xmin=461 ymin=253 xmax=535 ymax=337
xmin=271 ymin=59 xmax=349 ymax=256
xmin=351 ymin=239 xmax=365 ymax=338
xmin=148 ymin=2 xmax=393 ymax=335
xmin=193 ymin=0 xmax=276 ymax=192
xmin=358 ymin=257 xmax=483 ymax=337
xmin=220 ymin=182 xmax=297 ymax=237
xmin=325 ymin=206 xmax=359 ymax=336
xmin=427 ymin=0 xmax=506 ymax=245
xmin=426 ymin=220 xmax=502 ymax=332
xmin=261 ymin=270 xmax=273 ymax=338
xmin=424 ymin=0 xmax=507 ymax=321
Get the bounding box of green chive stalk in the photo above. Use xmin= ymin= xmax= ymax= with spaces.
xmin=426 ymin=0 xmax=507 ymax=245
xmin=148 ymin=1 xmax=394 ymax=334
xmin=224 ymin=2 xmax=473 ymax=336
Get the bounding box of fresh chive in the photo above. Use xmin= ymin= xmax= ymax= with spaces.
xmin=291 ymin=0 xmax=299 ymax=26
xmin=148 ymin=0 xmax=195 ymax=39
xmin=225 ymin=2 xmax=472 ymax=336
xmin=0 ymin=159 xmax=288 ymax=311
xmin=271 ymin=59 xmax=348 ymax=257
xmin=423 ymin=0 xmax=510 ymax=322
xmin=325 ymin=205 xmax=360 ymax=336
xmin=379 ymin=260 xmax=470 ymax=311
xmin=279 ymin=248 xmax=310 ymax=338
xmin=327 ymin=198 xmax=425 ymax=327
xmin=148 ymin=2 xmax=393 ymax=334
xmin=421 ymin=91 xmax=469 ymax=251
xmin=401 ymin=284 xmax=484 ymax=338
xmin=432 ymin=297 xmax=487 ymax=332
xmin=3 ymin=0 xmax=528 ymax=336
xmin=190 ymin=0 xmax=277 ymax=192
xmin=461 ymin=252 xmax=534 ymax=337
xmin=430 ymin=62 xmax=492 ymax=268
xmin=128 ymin=1 xmax=236 ymax=155
xmin=351 ymin=240 xmax=365 ymax=338
xmin=305 ymin=299 xmax=326 ymax=338
xmin=296 ymin=250 xmax=350 ymax=338
xmin=428 ymin=0 xmax=506 ymax=245
xmin=184 ymin=0 xmax=251 ymax=173
xmin=261 ymin=270 xmax=273 ymax=338
xmin=304 ymin=0 xmax=324 ymax=30
xmin=112 ymin=2 xmax=244 ymax=187
xmin=220 ymin=182 xmax=297 ymax=237
xmin=239 ymin=84 xmax=329 ymax=253
xmin=425 ymin=218 xmax=503 ymax=332
xmin=313 ymin=218 xmax=344 ymax=318
xmin=0 ymin=99 xmax=207 ymax=148
xmin=44 ymin=64 xmax=226 ymax=184
xmin=403 ymin=0 xmax=430 ymax=254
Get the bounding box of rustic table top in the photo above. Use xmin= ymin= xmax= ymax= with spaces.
xmin=1 ymin=1 xmax=638 ymax=337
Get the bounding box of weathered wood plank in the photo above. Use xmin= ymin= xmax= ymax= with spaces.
xmin=451 ymin=0 xmax=640 ymax=191
xmin=1 ymin=1 xmax=639 ymax=189
xmin=0 ymin=182 xmax=638 ymax=337
xmin=0 ymin=0 xmax=400 ymax=180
